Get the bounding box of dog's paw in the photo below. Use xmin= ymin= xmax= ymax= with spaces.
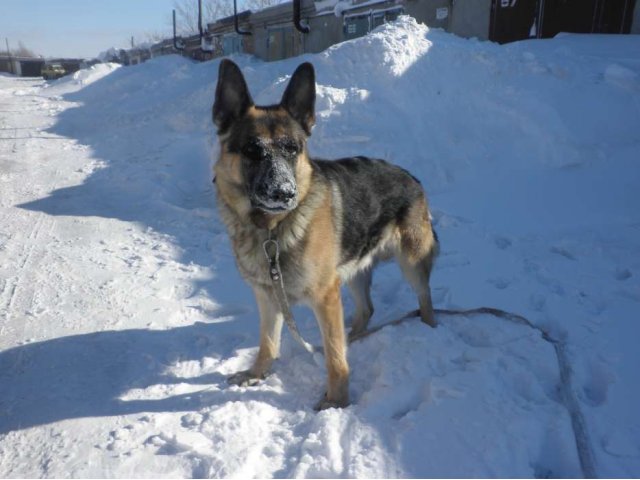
xmin=314 ymin=393 xmax=349 ymax=411
xmin=420 ymin=311 xmax=437 ymax=328
xmin=227 ymin=370 xmax=264 ymax=387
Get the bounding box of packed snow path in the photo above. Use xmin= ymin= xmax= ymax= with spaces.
xmin=1 ymin=19 xmax=640 ymax=477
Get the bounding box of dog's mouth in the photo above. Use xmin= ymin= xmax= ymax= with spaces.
xmin=251 ymin=197 xmax=298 ymax=214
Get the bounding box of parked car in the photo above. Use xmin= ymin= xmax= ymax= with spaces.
xmin=41 ymin=63 xmax=66 ymax=80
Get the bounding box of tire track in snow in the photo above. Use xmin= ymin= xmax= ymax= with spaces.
xmin=0 ymin=84 xmax=61 ymax=342
xmin=0 ymin=212 xmax=49 ymax=346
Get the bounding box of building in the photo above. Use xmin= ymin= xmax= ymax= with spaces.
xmin=181 ymin=33 xmax=217 ymax=61
xmin=490 ymin=0 xmax=638 ymax=43
xmin=136 ymin=0 xmax=639 ymax=67
xmin=0 ymin=55 xmax=45 ymax=77
xmin=248 ymin=1 xmax=314 ymax=61
xmin=208 ymin=10 xmax=254 ymax=57
xmin=150 ymin=39 xmax=180 ymax=59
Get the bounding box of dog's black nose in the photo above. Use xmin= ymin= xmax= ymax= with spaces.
xmin=270 ymin=185 xmax=296 ymax=203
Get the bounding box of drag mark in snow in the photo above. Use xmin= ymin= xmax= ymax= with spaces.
xmin=552 ymin=340 xmax=597 ymax=479
xmin=440 ymin=308 xmax=598 ymax=478
xmin=354 ymin=305 xmax=598 ymax=477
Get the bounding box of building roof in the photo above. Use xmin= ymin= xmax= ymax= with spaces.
xmin=250 ymin=0 xmax=314 ymax=25
xmin=213 ymin=9 xmax=252 ymax=27
xmin=0 ymin=55 xmax=44 ymax=62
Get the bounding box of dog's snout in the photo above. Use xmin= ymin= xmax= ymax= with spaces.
xmin=270 ymin=184 xmax=296 ymax=203
xmin=251 ymin=159 xmax=298 ymax=212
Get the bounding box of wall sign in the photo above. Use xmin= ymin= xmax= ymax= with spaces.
xmin=436 ymin=7 xmax=449 ymax=20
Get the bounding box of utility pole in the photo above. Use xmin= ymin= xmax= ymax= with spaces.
xmin=5 ymin=38 xmax=13 ymax=75
xmin=131 ymin=36 xmax=135 ymax=48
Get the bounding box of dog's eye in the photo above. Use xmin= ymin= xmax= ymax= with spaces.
xmin=280 ymin=141 xmax=299 ymax=155
xmin=242 ymin=143 xmax=261 ymax=159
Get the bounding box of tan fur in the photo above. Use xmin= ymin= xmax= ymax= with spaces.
xmin=400 ymin=197 xmax=435 ymax=262
xmin=396 ymin=197 xmax=438 ymax=327
xmin=299 ymin=189 xmax=349 ymax=407
xmin=249 ymin=287 xmax=284 ymax=378
xmin=214 ymin=152 xmax=250 ymax=219
xmin=311 ymin=277 xmax=349 ymax=408
xmin=301 ymin=187 xmax=339 ymax=295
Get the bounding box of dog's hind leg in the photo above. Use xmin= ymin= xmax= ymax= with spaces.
xmin=397 ymin=253 xmax=436 ymax=327
xmin=347 ymin=268 xmax=374 ymax=340
xmin=397 ymin=198 xmax=438 ymax=327
xmin=228 ymin=287 xmax=283 ymax=386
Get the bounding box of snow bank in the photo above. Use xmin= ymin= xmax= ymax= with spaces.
xmin=43 ymin=62 xmax=121 ymax=95
xmin=1 ymin=17 xmax=639 ymax=478
xmin=71 ymin=63 xmax=121 ymax=85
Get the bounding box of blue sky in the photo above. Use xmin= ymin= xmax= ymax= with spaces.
xmin=1 ymin=0 xmax=180 ymax=59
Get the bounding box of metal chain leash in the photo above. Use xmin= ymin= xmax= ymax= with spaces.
xmin=262 ymin=231 xmax=317 ymax=354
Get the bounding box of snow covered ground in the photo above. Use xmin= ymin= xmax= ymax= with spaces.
xmin=1 ymin=18 xmax=639 ymax=477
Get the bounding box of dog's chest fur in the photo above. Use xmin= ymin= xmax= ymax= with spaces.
xmin=216 ymin=178 xmax=329 ymax=301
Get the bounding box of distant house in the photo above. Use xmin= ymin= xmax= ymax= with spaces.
xmin=150 ymin=39 xmax=179 ymax=59
xmin=323 ymin=0 xmax=452 ymax=45
xmin=179 ymin=33 xmax=214 ymax=61
xmin=0 ymin=56 xmax=12 ymax=74
xmin=0 ymin=55 xmax=88 ymax=78
xmin=0 ymin=55 xmax=45 ymax=77
xmin=249 ymin=1 xmax=315 ymax=61
xmin=489 ymin=0 xmax=638 ymax=43
xmin=306 ymin=0 xmax=639 ymax=47
xmin=128 ymin=47 xmax=152 ymax=65
xmin=207 ymin=10 xmax=253 ymax=58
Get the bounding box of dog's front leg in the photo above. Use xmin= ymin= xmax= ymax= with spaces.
xmin=312 ymin=277 xmax=350 ymax=410
xmin=227 ymin=287 xmax=284 ymax=387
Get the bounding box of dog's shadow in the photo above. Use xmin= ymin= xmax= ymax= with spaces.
xmin=0 ymin=320 xmax=294 ymax=434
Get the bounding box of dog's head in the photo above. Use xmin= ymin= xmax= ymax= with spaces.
xmin=212 ymin=59 xmax=315 ymax=220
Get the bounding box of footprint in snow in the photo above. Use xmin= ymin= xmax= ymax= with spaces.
xmin=615 ymin=268 xmax=632 ymax=281
xmin=487 ymin=277 xmax=511 ymax=290
xmin=549 ymin=245 xmax=576 ymax=261
xmin=529 ymin=293 xmax=546 ymax=312
xmin=494 ymin=236 xmax=512 ymax=250
xmin=181 ymin=412 xmax=205 ymax=428
xmin=582 ymin=361 xmax=615 ymax=407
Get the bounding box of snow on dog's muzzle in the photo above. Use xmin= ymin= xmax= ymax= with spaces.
xmin=251 ymin=157 xmax=298 ymax=213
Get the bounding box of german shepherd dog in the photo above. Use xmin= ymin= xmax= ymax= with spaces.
xmin=212 ymin=59 xmax=438 ymax=410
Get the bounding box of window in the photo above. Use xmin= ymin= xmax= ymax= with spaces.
xmin=223 ymin=35 xmax=242 ymax=55
xmin=343 ymin=14 xmax=370 ymax=39
xmin=344 ymin=7 xmax=404 ymax=40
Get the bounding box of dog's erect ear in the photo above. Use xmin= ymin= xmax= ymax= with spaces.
xmin=213 ymin=59 xmax=253 ymax=133
xmin=281 ymin=62 xmax=316 ymax=135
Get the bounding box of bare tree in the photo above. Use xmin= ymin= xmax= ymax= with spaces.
xmin=172 ymin=0 xmax=233 ymax=36
xmin=143 ymin=30 xmax=171 ymax=44
xmin=172 ymin=0 xmax=287 ymax=35
xmin=245 ymin=0 xmax=286 ymax=11
xmin=12 ymin=41 xmax=37 ymax=58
